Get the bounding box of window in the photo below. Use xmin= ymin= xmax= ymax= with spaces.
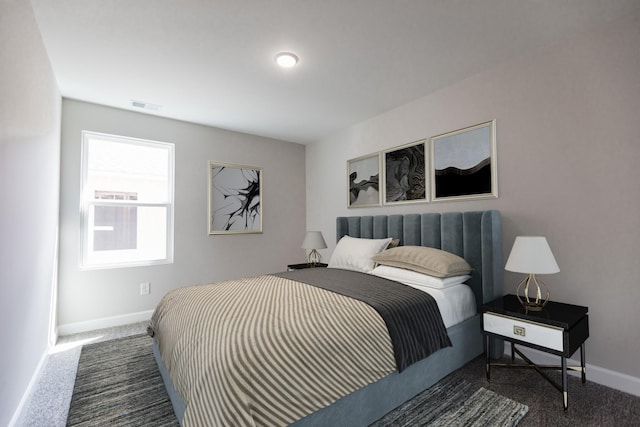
xmin=80 ymin=131 xmax=174 ymax=269
xmin=93 ymin=191 xmax=138 ymax=251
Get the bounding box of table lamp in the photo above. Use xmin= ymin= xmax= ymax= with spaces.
xmin=505 ymin=236 xmax=560 ymax=311
xmin=302 ymin=231 xmax=327 ymax=266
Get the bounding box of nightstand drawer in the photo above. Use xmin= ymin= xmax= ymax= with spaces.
xmin=483 ymin=312 xmax=564 ymax=352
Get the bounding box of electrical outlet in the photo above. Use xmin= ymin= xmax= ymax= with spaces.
xmin=140 ymin=282 xmax=150 ymax=295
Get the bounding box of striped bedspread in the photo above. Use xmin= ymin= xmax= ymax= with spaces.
xmin=148 ymin=270 xmax=450 ymax=426
xmin=275 ymin=268 xmax=452 ymax=371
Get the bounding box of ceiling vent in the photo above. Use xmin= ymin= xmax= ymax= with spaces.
xmin=130 ymin=100 xmax=162 ymax=111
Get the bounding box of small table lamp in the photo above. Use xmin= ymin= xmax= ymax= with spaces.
xmin=302 ymin=231 xmax=327 ymax=266
xmin=505 ymin=236 xmax=560 ymax=311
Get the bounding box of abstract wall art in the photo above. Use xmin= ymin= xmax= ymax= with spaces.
xmin=209 ymin=161 xmax=262 ymax=234
xmin=347 ymin=153 xmax=381 ymax=208
xmin=430 ymin=120 xmax=497 ymax=202
xmin=382 ymin=139 xmax=428 ymax=205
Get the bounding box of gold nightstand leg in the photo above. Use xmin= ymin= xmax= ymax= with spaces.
xmin=581 ymin=344 xmax=587 ymax=384
xmin=562 ymin=356 xmax=568 ymax=411
xmin=485 ymin=335 xmax=491 ymax=381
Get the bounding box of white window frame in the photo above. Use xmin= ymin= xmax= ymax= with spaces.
xmin=79 ymin=131 xmax=175 ymax=270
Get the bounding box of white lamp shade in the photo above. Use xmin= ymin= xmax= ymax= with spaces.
xmin=505 ymin=236 xmax=560 ymax=274
xmin=301 ymin=231 xmax=327 ymax=250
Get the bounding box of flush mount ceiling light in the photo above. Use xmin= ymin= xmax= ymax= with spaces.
xmin=275 ymin=52 xmax=299 ymax=68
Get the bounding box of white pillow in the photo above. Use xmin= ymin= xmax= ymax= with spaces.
xmin=370 ymin=265 xmax=470 ymax=289
xmin=328 ymin=236 xmax=393 ymax=273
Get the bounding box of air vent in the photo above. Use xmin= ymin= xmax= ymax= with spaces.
xmin=130 ymin=100 xmax=162 ymax=111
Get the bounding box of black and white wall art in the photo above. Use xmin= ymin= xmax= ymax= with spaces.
xmin=209 ymin=161 xmax=263 ymax=234
xmin=430 ymin=120 xmax=497 ymax=202
xmin=383 ymin=139 xmax=427 ymax=205
xmin=347 ymin=153 xmax=381 ymax=208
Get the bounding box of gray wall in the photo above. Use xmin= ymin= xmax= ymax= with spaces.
xmin=58 ymin=100 xmax=307 ymax=329
xmin=306 ymin=13 xmax=640 ymax=382
xmin=0 ymin=1 xmax=61 ymax=425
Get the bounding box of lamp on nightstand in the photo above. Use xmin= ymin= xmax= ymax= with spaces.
xmin=302 ymin=231 xmax=327 ymax=266
xmin=505 ymin=236 xmax=560 ymax=311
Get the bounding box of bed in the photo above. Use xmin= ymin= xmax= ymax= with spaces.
xmin=149 ymin=210 xmax=503 ymax=426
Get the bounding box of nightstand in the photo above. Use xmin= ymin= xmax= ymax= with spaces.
xmin=482 ymin=294 xmax=589 ymax=411
xmin=287 ymin=263 xmax=328 ymax=271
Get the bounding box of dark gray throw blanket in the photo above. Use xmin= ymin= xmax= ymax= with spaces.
xmin=275 ymin=268 xmax=452 ymax=371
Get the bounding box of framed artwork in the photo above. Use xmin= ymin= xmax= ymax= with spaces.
xmin=347 ymin=153 xmax=381 ymax=208
xmin=208 ymin=161 xmax=262 ymax=234
xmin=382 ymin=139 xmax=428 ymax=205
xmin=430 ymin=120 xmax=497 ymax=202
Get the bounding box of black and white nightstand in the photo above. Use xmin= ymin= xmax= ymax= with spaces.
xmin=287 ymin=263 xmax=328 ymax=271
xmin=482 ymin=294 xmax=589 ymax=411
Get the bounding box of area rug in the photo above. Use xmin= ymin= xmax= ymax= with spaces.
xmin=68 ymin=334 xmax=527 ymax=427
xmin=66 ymin=334 xmax=179 ymax=426
xmin=371 ymin=374 xmax=529 ymax=427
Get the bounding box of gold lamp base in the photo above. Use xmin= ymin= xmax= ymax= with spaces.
xmin=516 ymin=273 xmax=550 ymax=312
xmin=307 ymin=249 xmax=322 ymax=266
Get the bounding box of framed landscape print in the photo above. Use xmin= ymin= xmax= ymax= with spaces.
xmin=382 ymin=139 xmax=428 ymax=205
xmin=347 ymin=153 xmax=381 ymax=208
xmin=208 ymin=161 xmax=263 ymax=234
xmin=430 ymin=120 xmax=497 ymax=202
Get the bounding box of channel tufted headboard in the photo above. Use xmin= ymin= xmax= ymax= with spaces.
xmin=336 ymin=210 xmax=503 ymax=310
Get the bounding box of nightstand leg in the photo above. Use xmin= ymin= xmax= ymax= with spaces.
xmin=510 ymin=342 xmax=515 ymax=362
xmin=581 ymin=343 xmax=587 ymax=384
xmin=485 ymin=335 xmax=491 ymax=381
xmin=562 ymin=356 xmax=568 ymax=411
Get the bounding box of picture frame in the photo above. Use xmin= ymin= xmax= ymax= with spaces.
xmin=208 ymin=161 xmax=263 ymax=234
xmin=382 ymin=139 xmax=428 ymax=205
xmin=347 ymin=153 xmax=381 ymax=208
xmin=430 ymin=120 xmax=497 ymax=202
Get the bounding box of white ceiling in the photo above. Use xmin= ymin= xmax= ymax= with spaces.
xmin=30 ymin=0 xmax=640 ymax=144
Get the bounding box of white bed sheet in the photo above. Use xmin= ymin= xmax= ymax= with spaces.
xmin=409 ymin=284 xmax=477 ymax=328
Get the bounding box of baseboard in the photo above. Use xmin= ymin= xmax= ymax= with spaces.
xmin=8 ymin=348 xmax=49 ymax=427
xmin=58 ymin=310 xmax=154 ymax=336
xmin=504 ymin=346 xmax=640 ymax=397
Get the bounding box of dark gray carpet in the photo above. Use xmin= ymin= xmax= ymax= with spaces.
xmin=371 ymin=375 xmax=528 ymax=426
xmin=66 ymin=334 xmax=179 ymax=426
xmin=67 ymin=334 xmax=640 ymax=427
xmin=455 ymin=356 xmax=640 ymax=427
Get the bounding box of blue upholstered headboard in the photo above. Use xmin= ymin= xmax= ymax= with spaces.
xmin=336 ymin=210 xmax=503 ymax=309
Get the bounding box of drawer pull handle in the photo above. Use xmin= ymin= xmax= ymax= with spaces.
xmin=514 ymin=325 xmax=526 ymax=337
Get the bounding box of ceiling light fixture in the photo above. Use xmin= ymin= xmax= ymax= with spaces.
xmin=275 ymin=52 xmax=299 ymax=68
